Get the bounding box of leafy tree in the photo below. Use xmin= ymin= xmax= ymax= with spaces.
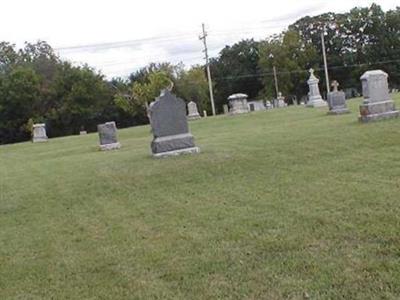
xmin=115 ymin=71 xmax=172 ymax=117
xmin=210 ymin=39 xmax=263 ymax=111
xmin=175 ymin=66 xmax=210 ymax=113
xmin=0 ymin=67 xmax=41 ymax=143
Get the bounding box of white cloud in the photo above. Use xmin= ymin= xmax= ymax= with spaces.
xmin=0 ymin=0 xmax=398 ymax=78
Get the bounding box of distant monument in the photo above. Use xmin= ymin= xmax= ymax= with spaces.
xmin=327 ymin=80 xmax=350 ymax=115
xmin=306 ymin=69 xmax=327 ymax=108
xmin=359 ymin=70 xmax=399 ymax=122
xmin=247 ymin=100 xmax=266 ymax=112
xmin=97 ymin=121 xmax=121 ymax=151
xmin=276 ymin=92 xmax=286 ymax=108
xmin=228 ymin=93 xmax=249 ymax=115
xmin=187 ymin=101 xmax=201 ymax=121
xmin=79 ymin=126 xmax=87 ymax=135
xmin=223 ymin=104 xmax=229 ymax=114
xmin=149 ymin=90 xmax=200 ymax=157
xmin=32 ymin=123 xmax=48 ymax=143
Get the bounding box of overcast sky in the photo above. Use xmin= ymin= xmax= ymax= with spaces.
xmin=1 ymin=0 xmax=398 ymax=78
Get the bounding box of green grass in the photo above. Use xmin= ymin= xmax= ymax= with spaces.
xmin=1 ymin=94 xmax=400 ymax=299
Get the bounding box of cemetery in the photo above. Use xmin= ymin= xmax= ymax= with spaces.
xmin=1 ymin=93 xmax=400 ymax=299
xmin=1 ymin=2 xmax=400 ymax=299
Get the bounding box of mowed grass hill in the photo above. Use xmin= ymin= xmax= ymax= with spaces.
xmin=1 ymin=95 xmax=400 ymax=299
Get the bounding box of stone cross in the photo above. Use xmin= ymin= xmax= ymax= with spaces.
xmin=331 ymin=80 xmax=339 ymax=92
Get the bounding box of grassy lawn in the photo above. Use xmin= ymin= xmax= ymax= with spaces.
xmin=1 ymin=94 xmax=400 ymax=299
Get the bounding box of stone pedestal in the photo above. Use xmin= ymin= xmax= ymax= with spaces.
xmin=187 ymin=101 xmax=201 ymax=121
xmin=327 ymin=80 xmax=350 ymax=115
xmin=306 ymin=69 xmax=327 ymax=108
xmin=98 ymin=121 xmax=121 ymax=151
xmin=228 ymin=93 xmax=249 ymax=115
xmin=275 ymin=92 xmax=286 ymax=108
xmin=149 ymin=90 xmax=200 ymax=158
xmin=359 ymin=70 xmax=399 ymax=122
xmin=32 ymin=124 xmax=48 ymax=143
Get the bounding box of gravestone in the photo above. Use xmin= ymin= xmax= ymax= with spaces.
xmin=203 ymin=110 xmax=207 ymax=117
xmin=359 ymin=70 xmax=399 ymax=122
xmin=187 ymin=101 xmax=201 ymax=121
xmin=327 ymin=80 xmax=350 ymax=115
xmin=32 ymin=124 xmax=48 ymax=143
xmin=247 ymin=100 xmax=266 ymax=111
xmin=80 ymin=131 xmax=87 ymax=135
xmin=276 ymin=92 xmax=286 ymax=108
xmin=223 ymin=104 xmax=229 ymax=114
xmin=97 ymin=121 xmax=121 ymax=151
xmin=306 ymin=68 xmax=327 ymax=108
xmin=228 ymin=93 xmax=249 ymax=115
xmin=149 ymin=90 xmax=200 ymax=157
xmin=265 ymin=100 xmax=273 ymax=109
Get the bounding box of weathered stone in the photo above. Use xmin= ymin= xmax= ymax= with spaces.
xmin=149 ymin=90 xmax=199 ymax=157
xmin=228 ymin=93 xmax=249 ymax=114
xmin=203 ymin=110 xmax=207 ymax=117
xmin=187 ymin=101 xmax=201 ymax=120
xmin=275 ymin=92 xmax=286 ymax=108
xmin=359 ymin=70 xmax=399 ymax=122
xmin=97 ymin=121 xmax=121 ymax=151
xmin=327 ymin=80 xmax=350 ymax=115
xmin=306 ymin=68 xmax=327 ymax=108
xmin=223 ymin=104 xmax=229 ymax=114
xmin=32 ymin=123 xmax=48 ymax=143
xmin=265 ymin=101 xmax=273 ymax=109
xmin=247 ymin=100 xmax=266 ymax=112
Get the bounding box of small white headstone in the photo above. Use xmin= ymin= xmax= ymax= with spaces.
xmin=187 ymin=101 xmax=201 ymax=120
xmin=32 ymin=124 xmax=48 ymax=143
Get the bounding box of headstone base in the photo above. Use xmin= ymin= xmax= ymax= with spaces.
xmin=151 ymin=133 xmax=196 ymax=155
xmin=307 ymin=97 xmax=327 ymax=108
xmin=327 ymin=108 xmax=350 ymax=115
xmin=33 ymin=137 xmax=48 ymax=143
xmin=153 ymin=147 xmax=200 ymax=158
xmin=187 ymin=114 xmax=201 ymax=121
xmin=99 ymin=142 xmax=121 ymax=151
xmin=359 ymin=100 xmax=400 ymax=123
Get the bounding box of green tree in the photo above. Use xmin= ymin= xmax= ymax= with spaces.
xmin=210 ymin=39 xmax=263 ymax=111
xmin=175 ymin=66 xmax=210 ymax=113
xmin=115 ymin=71 xmax=172 ymax=117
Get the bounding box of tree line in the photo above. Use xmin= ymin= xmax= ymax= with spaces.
xmin=1 ymin=3 xmax=399 ymax=144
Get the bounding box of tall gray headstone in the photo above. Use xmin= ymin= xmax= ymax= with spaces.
xmin=98 ymin=121 xmax=121 ymax=151
xmin=149 ymin=90 xmax=200 ymax=157
xmin=306 ymin=69 xmax=327 ymax=108
xmin=228 ymin=93 xmax=249 ymax=115
xmin=32 ymin=123 xmax=48 ymax=143
xmin=187 ymin=101 xmax=201 ymax=121
xmin=359 ymin=70 xmax=399 ymax=122
xmin=327 ymin=80 xmax=350 ymax=115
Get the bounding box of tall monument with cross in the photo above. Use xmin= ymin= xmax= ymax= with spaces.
xmin=306 ymin=68 xmax=327 ymax=108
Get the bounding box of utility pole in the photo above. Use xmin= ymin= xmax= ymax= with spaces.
xmin=321 ymin=30 xmax=330 ymax=96
xmin=269 ymin=53 xmax=279 ymax=98
xmin=199 ymin=23 xmax=216 ymax=116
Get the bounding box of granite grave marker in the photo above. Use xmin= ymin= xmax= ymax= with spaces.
xmin=149 ymin=90 xmax=200 ymax=157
